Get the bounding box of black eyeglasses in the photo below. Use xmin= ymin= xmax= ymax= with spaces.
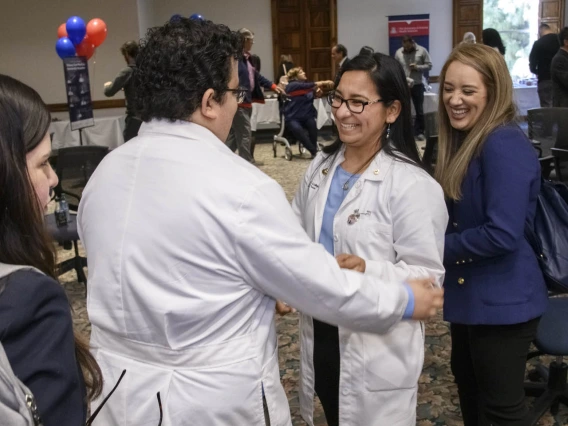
xmin=226 ymin=87 xmax=247 ymax=103
xmin=327 ymin=91 xmax=384 ymax=114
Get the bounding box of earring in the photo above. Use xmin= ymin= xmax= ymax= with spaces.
xmin=386 ymin=123 xmax=391 ymax=139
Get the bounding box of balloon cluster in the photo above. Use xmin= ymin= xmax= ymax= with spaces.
xmin=170 ymin=13 xmax=205 ymax=22
xmin=55 ymin=16 xmax=108 ymax=60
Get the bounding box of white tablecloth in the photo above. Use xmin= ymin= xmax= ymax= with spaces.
xmin=250 ymin=98 xmax=331 ymax=131
xmin=49 ymin=116 xmax=125 ymax=150
xmin=513 ymin=86 xmax=539 ymax=117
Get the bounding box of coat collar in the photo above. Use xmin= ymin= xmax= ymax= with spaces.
xmin=318 ymin=144 xmax=395 ymax=183
xmin=138 ymin=119 xmax=228 ymax=152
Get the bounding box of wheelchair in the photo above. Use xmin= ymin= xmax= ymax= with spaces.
xmin=272 ymin=94 xmax=308 ymax=161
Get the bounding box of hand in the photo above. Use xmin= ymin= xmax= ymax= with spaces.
xmin=103 ymin=81 xmax=112 ymax=89
xmin=275 ymin=300 xmax=296 ymax=316
xmin=274 ymin=86 xmax=285 ymax=95
xmin=409 ymin=63 xmax=418 ymax=71
xmin=314 ymin=87 xmax=323 ymax=98
xmin=336 ymin=253 xmax=366 ymax=273
xmin=407 ymin=279 xmax=444 ymax=320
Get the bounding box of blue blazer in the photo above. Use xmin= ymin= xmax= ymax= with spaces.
xmin=443 ymin=125 xmax=548 ymax=325
xmin=0 ymin=270 xmax=87 ymax=426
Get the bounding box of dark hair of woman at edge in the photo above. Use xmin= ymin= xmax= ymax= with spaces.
xmin=309 ymin=52 xmax=425 ymax=184
xmin=0 ymin=74 xmax=102 ymax=400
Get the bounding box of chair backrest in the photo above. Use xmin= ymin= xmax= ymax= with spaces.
xmin=424 ymin=112 xmax=438 ymax=139
xmin=527 ymin=108 xmax=568 ymax=157
xmin=422 ymin=135 xmax=438 ymax=174
xmin=54 ymin=146 xmax=109 ymax=209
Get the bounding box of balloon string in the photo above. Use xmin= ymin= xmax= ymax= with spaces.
xmin=91 ymin=50 xmax=97 ymax=102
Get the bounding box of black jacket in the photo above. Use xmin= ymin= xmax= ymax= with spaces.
xmin=0 ymin=270 xmax=86 ymax=426
xmin=551 ymin=49 xmax=568 ymax=107
xmin=529 ymin=33 xmax=560 ymax=81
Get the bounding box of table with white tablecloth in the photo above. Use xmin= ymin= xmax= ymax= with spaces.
xmin=513 ymin=85 xmax=539 ymax=117
xmin=250 ymin=98 xmax=331 ymax=131
xmin=49 ymin=116 xmax=125 ymax=150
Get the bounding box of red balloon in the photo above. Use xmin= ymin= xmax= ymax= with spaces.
xmin=57 ymin=23 xmax=67 ymax=38
xmin=75 ymin=36 xmax=96 ymax=59
xmin=86 ymin=18 xmax=107 ymax=47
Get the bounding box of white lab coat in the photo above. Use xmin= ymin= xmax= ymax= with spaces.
xmin=78 ymin=120 xmax=414 ymax=426
xmin=292 ymin=147 xmax=448 ymax=426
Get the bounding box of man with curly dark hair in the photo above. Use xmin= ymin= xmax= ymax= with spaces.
xmin=77 ymin=17 xmax=443 ymax=426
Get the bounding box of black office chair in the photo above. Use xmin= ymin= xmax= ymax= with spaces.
xmin=551 ymin=148 xmax=568 ymax=182
xmin=48 ymin=145 xmax=109 ymax=284
xmin=424 ymin=111 xmax=438 ymax=140
xmin=524 ymin=297 xmax=568 ymax=425
xmin=422 ymin=136 xmax=438 ymax=174
xmin=527 ymin=108 xmax=568 ymax=181
xmin=54 ymin=145 xmax=109 ymax=210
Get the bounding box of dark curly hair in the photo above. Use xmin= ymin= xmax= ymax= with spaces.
xmin=134 ymin=18 xmax=242 ymax=122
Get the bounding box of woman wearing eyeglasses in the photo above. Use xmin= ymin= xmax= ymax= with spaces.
xmin=290 ymin=53 xmax=448 ymax=426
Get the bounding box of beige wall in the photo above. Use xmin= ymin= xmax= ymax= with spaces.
xmin=139 ymin=0 xmax=275 ymax=80
xmin=337 ymin=0 xmax=452 ymax=76
xmin=0 ymin=0 xmax=139 ymax=104
xmin=0 ymin=0 xmax=452 ymax=106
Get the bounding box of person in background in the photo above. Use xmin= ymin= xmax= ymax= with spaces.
xmin=283 ymin=67 xmax=333 ymax=158
xmin=225 ymin=28 xmax=283 ymax=165
xmin=290 ymin=53 xmax=447 ymax=426
xmin=461 ymin=32 xmax=476 ymax=44
xmin=104 ymin=41 xmax=142 ymax=142
xmin=395 ymin=35 xmax=432 ymax=141
xmin=436 ymin=43 xmax=548 ymax=426
xmin=0 ymin=74 xmax=103 ymax=426
xmin=78 ymin=18 xmax=443 ymax=426
xmin=551 ymin=27 xmax=568 ymax=107
xmin=481 ymin=28 xmax=506 ymax=55
xmin=529 ymin=23 xmax=560 ymax=107
xmin=331 ymin=44 xmax=349 ymax=78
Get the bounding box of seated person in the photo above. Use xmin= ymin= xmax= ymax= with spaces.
xmin=284 ymin=67 xmax=333 ymax=157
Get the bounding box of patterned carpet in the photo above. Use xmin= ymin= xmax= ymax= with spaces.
xmin=59 ymin=141 xmax=568 ymax=425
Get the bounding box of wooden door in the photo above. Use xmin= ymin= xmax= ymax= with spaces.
xmin=453 ymin=0 xmax=484 ymax=47
xmin=272 ymin=0 xmax=337 ymax=81
xmin=453 ymin=0 xmax=565 ymax=47
xmin=540 ymin=0 xmax=565 ymax=32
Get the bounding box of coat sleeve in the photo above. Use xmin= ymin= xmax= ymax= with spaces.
xmin=104 ymin=67 xmax=133 ymax=97
xmin=364 ymin=176 xmax=447 ymax=287
xmin=256 ymin=71 xmax=275 ymax=90
xmin=418 ymin=48 xmax=433 ymax=72
xmin=444 ymin=129 xmax=539 ymax=265
xmin=0 ymin=272 xmax=86 ymax=426
xmin=529 ymin=43 xmax=538 ymax=75
xmin=235 ymin=180 xmax=408 ymax=334
xmin=552 ymin=56 xmax=568 ymax=90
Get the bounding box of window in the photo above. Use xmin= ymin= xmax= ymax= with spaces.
xmin=483 ymin=0 xmax=539 ymax=85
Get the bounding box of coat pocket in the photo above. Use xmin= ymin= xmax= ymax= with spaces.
xmin=363 ymin=321 xmax=424 ymax=391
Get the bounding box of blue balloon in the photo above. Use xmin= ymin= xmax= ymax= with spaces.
xmin=170 ymin=14 xmax=182 ymax=22
xmin=56 ymin=37 xmax=76 ymax=59
xmin=189 ymin=13 xmax=204 ymax=20
xmin=66 ymin=16 xmax=86 ymax=45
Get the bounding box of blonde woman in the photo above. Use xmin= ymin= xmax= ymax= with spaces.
xmin=436 ymin=44 xmax=548 ymax=426
xmin=283 ymin=67 xmax=333 ymax=157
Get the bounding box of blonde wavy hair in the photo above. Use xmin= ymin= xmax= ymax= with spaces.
xmin=435 ymin=44 xmax=516 ymax=200
xmin=286 ymin=67 xmax=304 ymax=81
